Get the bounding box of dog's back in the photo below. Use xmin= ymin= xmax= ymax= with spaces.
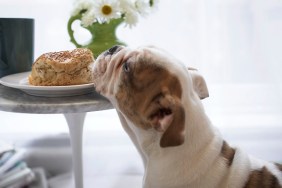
xmin=243 ymin=156 xmax=282 ymax=188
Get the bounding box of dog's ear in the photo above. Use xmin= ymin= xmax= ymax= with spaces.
xmin=188 ymin=67 xmax=209 ymax=100
xmin=148 ymin=94 xmax=185 ymax=148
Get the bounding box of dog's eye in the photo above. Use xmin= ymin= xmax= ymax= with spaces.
xmin=123 ymin=62 xmax=130 ymax=72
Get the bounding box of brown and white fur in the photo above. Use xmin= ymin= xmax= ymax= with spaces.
xmin=93 ymin=45 xmax=282 ymax=188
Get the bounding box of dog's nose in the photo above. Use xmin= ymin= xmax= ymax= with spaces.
xmin=106 ymin=45 xmax=122 ymax=55
xmin=108 ymin=45 xmax=120 ymax=54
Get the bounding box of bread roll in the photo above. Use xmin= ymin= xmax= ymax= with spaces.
xmin=29 ymin=48 xmax=94 ymax=86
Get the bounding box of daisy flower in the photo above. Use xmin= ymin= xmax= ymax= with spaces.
xmin=70 ymin=0 xmax=158 ymax=28
xmin=119 ymin=0 xmax=135 ymax=13
xmin=81 ymin=10 xmax=96 ymax=27
xmin=93 ymin=0 xmax=121 ymax=23
xmin=135 ymin=0 xmax=151 ymax=17
xmin=71 ymin=0 xmax=93 ymax=16
xmin=124 ymin=9 xmax=139 ymax=27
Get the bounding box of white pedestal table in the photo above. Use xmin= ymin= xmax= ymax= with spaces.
xmin=0 ymin=85 xmax=113 ymax=188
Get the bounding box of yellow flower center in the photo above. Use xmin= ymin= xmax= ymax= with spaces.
xmin=102 ymin=5 xmax=112 ymax=15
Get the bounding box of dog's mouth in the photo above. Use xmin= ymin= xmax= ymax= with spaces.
xmin=93 ymin=45 xmax=126 ymax=94
xmin=94 ymin=45 xmax=125 ymax=73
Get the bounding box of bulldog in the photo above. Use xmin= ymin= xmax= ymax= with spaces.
xmin=93 ymin=45 xmax=282 ymax=188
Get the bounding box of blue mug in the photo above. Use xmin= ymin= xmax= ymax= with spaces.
xmin=0 ymin=18 xmax=34 ymax=78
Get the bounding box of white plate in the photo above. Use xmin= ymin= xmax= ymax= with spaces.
xmin=0 ymin=72 xmax=95 ymax=97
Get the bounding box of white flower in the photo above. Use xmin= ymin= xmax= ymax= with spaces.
xmin=71 ymin=0 xmax=158 ymax=27
xmin=81 ymin=10 xmax=96 ymax=27
xmin=119 ymin=0 xmax=135 ymax=14
xmin=135 ymin=0 xmax=151 ymax=17
xmin=124 ymin=10 xmax=139 ymax=27
xmin=93 ymin=0 xmax=121 ymax=23
xmin=72 ymin=0 xmax=93 ymax=16
xmin=119 ymin=0 xmax=140 ymax=27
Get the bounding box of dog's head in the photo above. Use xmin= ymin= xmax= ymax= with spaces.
xmin=93 ymin=45 xmax=209 ymax=147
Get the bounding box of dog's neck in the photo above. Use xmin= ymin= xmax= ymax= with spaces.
xmin=183 ymin=96 xmax=222 ymax=153
xmin=118 ymin=95 xmax=224 ymax=185
xmin=119 ymin=93 xmax=222 ymax=162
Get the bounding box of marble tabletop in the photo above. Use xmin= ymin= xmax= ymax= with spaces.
xmin=0 ymin=85 xmax=113 ymax=114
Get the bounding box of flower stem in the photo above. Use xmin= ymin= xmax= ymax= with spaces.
xmin=149 ymin=0 xmax=154 ymax=7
